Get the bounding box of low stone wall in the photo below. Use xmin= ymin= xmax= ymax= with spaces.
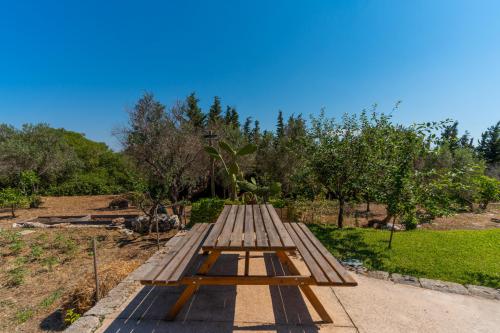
xmin=361 ymin=270 xmax=500 ymax=300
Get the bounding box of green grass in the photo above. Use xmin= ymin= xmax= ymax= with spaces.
xmin=308 ymin=225 xmax=500 ymax=288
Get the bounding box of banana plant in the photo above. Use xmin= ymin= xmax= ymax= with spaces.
xmin=204 ymin=141 xmax=257 ymax=200
xmin=238 ymin=177 xmax=282 ymax=203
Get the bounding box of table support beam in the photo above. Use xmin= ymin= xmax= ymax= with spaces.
xmin=276 ymin=251 xmax=333 ymax=323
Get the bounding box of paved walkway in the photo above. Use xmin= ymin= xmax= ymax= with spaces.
xmin=96 ymin=252 xmax=500 ymax=333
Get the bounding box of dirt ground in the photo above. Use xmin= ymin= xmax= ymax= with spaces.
xmin=280 ymin=202 xmax=500 ymax=230
xmin=0 ymin=195 xmax=178 ymax=333
xmin=0 ymin=195 xmax=141 ymax=226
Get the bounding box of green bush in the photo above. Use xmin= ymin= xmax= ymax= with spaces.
xmin=47 ymin=173 xmax=123 ymax=196
xmin=189 ymin=198 xmax=226 ymax=225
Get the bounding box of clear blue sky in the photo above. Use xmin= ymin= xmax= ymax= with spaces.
xmin=1 ymin=0 xmax=499 ymax=150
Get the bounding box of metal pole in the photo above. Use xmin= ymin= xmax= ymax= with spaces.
xmin=92 ymin=238 xmax=100 ymax=302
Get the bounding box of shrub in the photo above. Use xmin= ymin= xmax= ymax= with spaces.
xmin=64 ymin=309 xmax=81 ymax=326
xmin=15 ymin=307 xmax=34 ymax=324
xmin=46 ymin=173 xmax=123 ymax=196
xmin=0 ymin=188 xmax=29 ymax=217
xmin=189 ymin=198 xmax=225 ymax=225
xmin=28 ymin=195 xmax=43 ymax=208
xmin=476 ymin=175 xmax=500 ymax=210
xmin=8 ymin=266 xmax=27 ymax=286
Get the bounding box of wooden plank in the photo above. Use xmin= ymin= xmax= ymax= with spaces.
xmin=253 ymin=205 xmax=268 ymax=247
xmin=243 ymin=204 xmax=254 ymax=247
xmin=266 ymin=204 xmax=295 ymax=248
xmin=229 ymin=205 xmax=245 ymax=247
xmin=140 ymin=225 xmax=196 ymax=283
xmin=155 ymin=223 xmax=209 ymax=282
xmin=168 ymin=224 xmax=213 ymax=282
xmin=291 ymin=223 xmax=343 ymax=284
xmin=298 ymin=223 xmax=357 ymax=285
xmin=217 ymin=205 xmax=238 ymax=247
xmin=180 ymin=275 xmax=314 ymax=286
xmin=260 ymin=204 xmax=282 ymax=247
xmin=283 ymin=223 xmax=328 ymax=284
xmin=202 ymin=205 xmax=231 ymax=249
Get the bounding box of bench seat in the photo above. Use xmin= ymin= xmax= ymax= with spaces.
xmin=140 ymin=223 xmax=213 ymax=286
xmin=283 ymin=223 xmax=357 ymax=286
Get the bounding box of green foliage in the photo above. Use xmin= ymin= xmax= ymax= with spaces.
xmin=189 ymin=198 xmax=226 ymax=225
xmin=476 ymin=175 xmax=500 ymax=209
xmin=30 ymin=245 xmax=44 ymax=261
xmin=64 ymin=308 xmax=81 ymax=325
xmin=0 ymin=187 xmax=29 ymax=217
xmin=309 ymin=225 xmax=500 ymax=288
xmin=42 ymin=256 xmax=59 ymax=271
xmin=7 ymin=266 xmax=27 ymax=287
xmin=237 ymin=177 xmax=281 ymax=203
xmin=54 ymin=234 xmax=77 ymax=257
xmin=47 ymin=172 xmax=124 ymax=196
xmin=15 ymin=307 xmax=34 ymax=324
xmin=204 ymin=141 xmax=257 ymax=200
xmin=39 ymin=289 xmax=63 ymax=309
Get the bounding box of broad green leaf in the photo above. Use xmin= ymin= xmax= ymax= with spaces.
xmin=236 ymin=144 xmax=257 ymax=156
xmin=203 ymin=146 xmax=222 ymax=160
xmin=219 ymin=141 xmax=236 ymax=155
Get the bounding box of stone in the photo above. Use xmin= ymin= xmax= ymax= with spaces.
xmin=111 ymin=217 xmax=126 ymax=225
xmin=419 ymin=278 xmax=469 ymax=295
xmin=383 ymin=223 xmax=405 ymax=231
xmin=390 ymin=273 xmax=421 ymax=287
xmin=19 ymin=230 xmax=36 ymax=235
xmin=12 ymin=221 xmax=48 ymax=228
xmin=367 ymin=270 xmax=390 ymax=280
xmin=465 ymin=284 xmax=500 ymax=300
xmin=64 ymin=315 xmax=101 ymax=333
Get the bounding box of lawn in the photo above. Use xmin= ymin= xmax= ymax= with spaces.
xmin=308 ymin=225 xmax=500 ymax=288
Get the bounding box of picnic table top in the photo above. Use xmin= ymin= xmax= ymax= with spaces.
xmin=202 ymin=204 xmax=296 ymax=251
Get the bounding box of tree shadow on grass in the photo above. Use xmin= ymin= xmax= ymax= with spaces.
xmin=308 ymin=224 xmax=387 ymax=270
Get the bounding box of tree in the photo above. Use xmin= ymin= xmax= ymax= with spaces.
xmin=252 ymin=120 xmax=261 ymax=144
xmin=118 ymin=93 xmax=208 ymax=230
xmin=204 ymin=141 xmax=257 ymax=200
xmin=243 ymin=117 xmax=252 ymax=141
xmin=309 ymin=112 xmax=368 ymax=228
xmin=185 ymin=92 xmax=205 ymax=128
xmin=276 ymin=110 xmax=285 ymax=139
xmin=476 ymin=175 xmax=500 ymax=210
xmin=440 ymin=121 xmax=460 ymax=152
xmin=224 ymin=106 xmax=239 ymax=128
xmin=477 ymin=121 xmax=500 ymax=165
xmin=208 ymin=96 xmax=223 ymax=127
xmin=0 ymin=188 xmax=28 ymax=217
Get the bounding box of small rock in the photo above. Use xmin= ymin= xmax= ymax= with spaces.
xmin=367 ymin=270 xmax=390 ymax=280
xmin=342 ymin=258 xmax=364 ymax=268
xmin=19 ymin=230 xmax=36 ymax=235
xmin=465 ymin=285 xmax=500 ymax=300
xmin=13 ymin=221 xmax=48 ymax=228
xmin=119 ymin=228 xmax=134 ymax=236
xmin=420 ymin=278 xmax=469 ymax=295
xmin=111 ymin=217 xmax=126 ymax=225
xmin=64 ymin=315 xmax=101 ymax=333
xmin=391 ymin=273 xmax=421 ymax=287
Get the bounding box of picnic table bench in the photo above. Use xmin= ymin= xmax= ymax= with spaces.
xmin=139 ymin=204 xmax=357 ymax=323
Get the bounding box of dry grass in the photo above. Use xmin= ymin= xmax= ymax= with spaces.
xmin=63 ymin=260 xmax=141 ymax=314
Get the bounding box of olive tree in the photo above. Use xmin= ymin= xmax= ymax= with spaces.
xmin=117 ymin=93 xmax=208 ymax=231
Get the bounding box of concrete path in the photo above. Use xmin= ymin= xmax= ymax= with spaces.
xmin=96 ymin=253 xmax=500 ymax=333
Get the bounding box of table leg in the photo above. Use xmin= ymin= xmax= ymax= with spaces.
xmin=276 ymin=251 xmax=333 ymax=323
xmin=165 ymin=250 xmax=221 ymax=320
xmin=244 ymin=251 xmax=250 ymax=276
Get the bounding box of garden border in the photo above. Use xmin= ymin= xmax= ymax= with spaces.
xmin=347 ymin=267 xmax=500 ymax=300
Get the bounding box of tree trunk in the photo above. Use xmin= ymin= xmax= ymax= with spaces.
xmin=337 ymin=198 xmax=344 ymax=228
xmin=11 ymin=205 xmax=15 ymax=218
xmin=388 ymin=216 xmax=396 ymax=249
xmin=366 ymin=201 xmax=370 ymax=212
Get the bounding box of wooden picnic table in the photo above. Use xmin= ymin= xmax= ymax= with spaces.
xmin=139 ymin=204 xmax=357 ymax=323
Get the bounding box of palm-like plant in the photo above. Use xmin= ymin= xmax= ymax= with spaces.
xmin=204 ymin=141 xmax=257 ymax=200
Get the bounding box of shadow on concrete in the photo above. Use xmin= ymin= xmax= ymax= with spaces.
xmin=100 ymin=253 xmax=320 ymax=333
